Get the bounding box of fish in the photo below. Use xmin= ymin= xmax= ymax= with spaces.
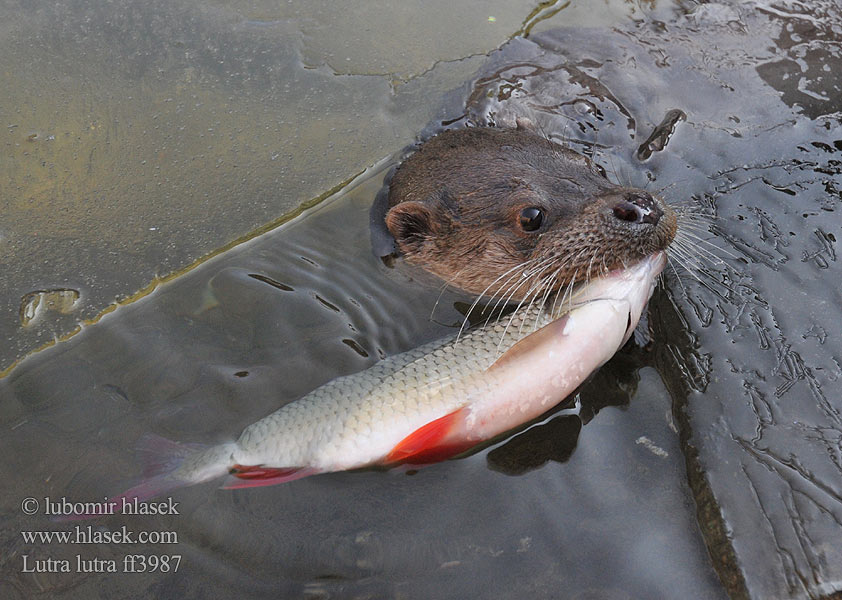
xmin=79 ymin=251 xmax=666 ymax=516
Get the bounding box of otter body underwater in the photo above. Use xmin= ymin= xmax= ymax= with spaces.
xmin=76 ymin=124 xmax=677 ymax=516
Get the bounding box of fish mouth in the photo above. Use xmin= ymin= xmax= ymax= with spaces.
xmin=602 ymin=251 xmax=667 ymax=280
xmin=633 ymin=250 xmax=667 ymax=280
xmin=606 ymin=250 xmax=667 ymax=292
xmin=564 ymin=250 xmax=666 ymax=314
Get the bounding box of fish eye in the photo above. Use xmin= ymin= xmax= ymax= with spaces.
xmin=519 ymin=207 xmax=544 ymax=232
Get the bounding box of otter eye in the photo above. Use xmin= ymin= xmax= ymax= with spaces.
xmin=519 ymin=207 xmax=544 ymax=232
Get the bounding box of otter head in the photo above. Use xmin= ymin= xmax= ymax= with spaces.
xmin=385 ymin=127 xmax=677 ymax=300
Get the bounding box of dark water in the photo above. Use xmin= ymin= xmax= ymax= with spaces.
xmin=3 ymin=1 xmax=842 ymax=599
xmin=458 ymin=1 xmax=842 ymax=598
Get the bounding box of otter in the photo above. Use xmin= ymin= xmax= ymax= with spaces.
xmin=382 ymin=123 xmax=677 ymax=300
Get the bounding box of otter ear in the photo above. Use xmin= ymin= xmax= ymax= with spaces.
xmin=385 ymin=201 xmax=434 ymax=255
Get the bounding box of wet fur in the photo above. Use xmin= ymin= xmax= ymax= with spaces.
xmin=385 ymin=126 xmax=678 ymax=301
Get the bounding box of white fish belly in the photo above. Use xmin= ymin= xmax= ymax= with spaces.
xmin=230 ymin=253 xmax=665 ymax=473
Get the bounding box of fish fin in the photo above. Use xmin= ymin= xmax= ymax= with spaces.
xmin=385 ymin=408 xmax=474 ymax=465
xmin=135 ymin=433 xmax=207 ymax=479
xmin=52 ymin=475 xmax=188 ymax=523
xmin=55 ymin=435 xmax=232 ymax=522
xmin=223 ymin=465 xmax=319 ymax=489
xmin=487 ymin=313 xmax=571 ymax=372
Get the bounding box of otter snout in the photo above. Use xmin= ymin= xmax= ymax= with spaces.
xmin=383 ymin=126 xmax=678 ymax=300
xmin=612 ymin=191 xmax=663 ymax=226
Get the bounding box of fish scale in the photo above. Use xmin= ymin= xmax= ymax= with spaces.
xmin=80 ymin=252 xmax=664 ymax=516
xmin=234 ymin=303 xmax=550 ymax=470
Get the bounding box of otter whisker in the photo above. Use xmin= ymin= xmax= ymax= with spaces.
xmin=670 ymin=236 xmax=733 ymax=278
xmin=565 ymin=270 xmax=580 ymax=314
xmin=669 ymin=260 xmax=732 ymax=298
xmin=481 ymin=266 xmax=544 ymax=333
xmin=532 ymin=118 xmax=562 ymax=161
xmin=488 ymin=254 xmax=559 ymax=318
xmin=559 ymin=265 xmax=579 ymax=305
xmin=495 ymin=292 xmax=534 ymax=354
xmin=456 ymin=257 xmax=543 ymax=341
xmin=585 ymin=248 xmax=600 ymax=285
xmin=674 ymin=209 xmax=721 ymax=226
xmin=431 ymin=265 xmax=471 ymax=321
xmin=532 ymin=266 xmax=563 ymax=333
xmin=495 ymin=258 xmax=558 ymax=321
xmin=672 ymin=202 xmax=723 ymax=219
xmin=534 ymin=252 xmax=588 ymax=316
xmin=668 ymin=245 xmax=703 ymax=273
xmin=500 ymin=282 xmax=544 ymax=353
xmin=554 ymin=268 xmax=579 ymax=316
xmin=669 ymin=250 xmax=710 ymax=283
xmin=668 ymin=238 xmax=709 ymax=270
xmin=566 ymin=246 xmax=593 ymax=288
xmin=666 ymin=244 xmax=738 ymax=298
xmin=549 ymin=278 xmax=565 ymax=321
xmin=673 ymin=219 xmax=720 ymax=237
xmin=531 ymin=278 xmax=555 ymax=321
xmin=481 ymin=257 xmax=544 ymax=301
xmin=520 ymin=272 xmax=553 ymax=336
xmin=656 ymin=181 xmax=681 ymax=196
xmin=666 ymin=254 xmax=690 ymax=298
xmin=670 ymin=243 xmax=726 ymax=281
xmin=546 ymin=258 xmax=583 ymax=321
xmin=494 ymin=262 xmax=564 ymax=353
xmin=485 ymin=256 xmax=553 ymax=312
xmin=674 ymin=229 xmax=737 ymax=262
xmin=612 ymin=153 xmax=635 ymax=190
xmin=460 ymin=252 xmax=563 ymax=342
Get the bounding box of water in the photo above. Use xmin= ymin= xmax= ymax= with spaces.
xmin=0 ymin=155 xmax=723 ymax=598
xmin=4 ymin=1 xmax=842 ymax=598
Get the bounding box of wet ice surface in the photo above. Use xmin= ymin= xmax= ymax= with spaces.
xmin=0 ymin=0 xmax=523 ymax=372
xmin=4 ymin=0 xmax=842 ymax=598
xmin=461 ymin=1 xmax=842 ymax=597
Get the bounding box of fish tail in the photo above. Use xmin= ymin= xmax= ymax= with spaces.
xmin=119 ymin=433 xmax=235 ymax=500
xmin=57 ymin=434 xmax=235 ymax=521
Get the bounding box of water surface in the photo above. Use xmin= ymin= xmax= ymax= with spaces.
xmin=6 ymin=1 xmax=842 ymax=599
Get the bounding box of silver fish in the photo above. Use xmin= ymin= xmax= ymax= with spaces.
xmin=92 ymin=251 xmax=666 ymax=512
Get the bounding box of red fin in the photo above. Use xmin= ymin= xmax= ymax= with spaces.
xmin=222 ymin=465 xmax=318 ymax=489
xmin=385 ymin=408 xmax=473 ymax=465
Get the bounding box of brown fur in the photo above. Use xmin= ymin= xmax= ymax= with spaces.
xmin=385 ymin=126 xmax=677 ymax=299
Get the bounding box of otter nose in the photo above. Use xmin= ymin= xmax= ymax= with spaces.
xmin=612 ymin=192 xmax=663 ymax=225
